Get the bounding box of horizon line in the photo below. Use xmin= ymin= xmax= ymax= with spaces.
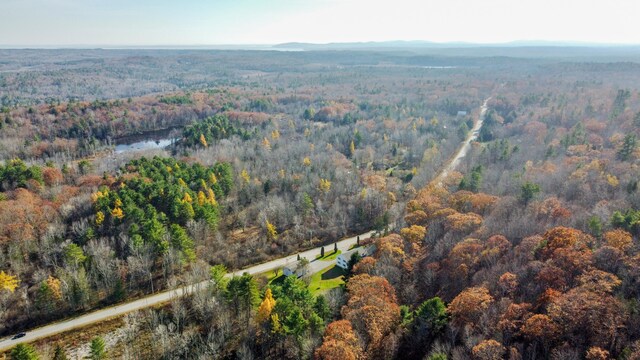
xmin=2 ymin=39 xmax=640 ymax=50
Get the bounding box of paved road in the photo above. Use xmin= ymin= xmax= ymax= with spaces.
xmin=0 ymin=230 xmax=376 ymax=351
xmin=435 ymin=97 xmax=491 ymax=187
xmin=0 ymin=98 xmax=491 ymax=351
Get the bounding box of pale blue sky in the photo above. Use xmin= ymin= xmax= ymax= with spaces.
xmin=1 ymin=0 xmax=639 ymax=46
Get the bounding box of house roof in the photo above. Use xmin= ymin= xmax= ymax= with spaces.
xmin=338 ymin=244 xmax=376 ymax=259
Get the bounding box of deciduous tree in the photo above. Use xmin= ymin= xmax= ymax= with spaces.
xmin=472 ymin=339 xmax=506 ymax=360
xmin=448 ymin=286 xmax=493 ymax=328
xmin=0 ymin=271 xmax=19 ymax=293
xmin=315 ymin=320 xmax=362 ymax=360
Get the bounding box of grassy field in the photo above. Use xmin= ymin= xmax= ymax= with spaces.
xmin=0 ymin=317 xmax=126 ymax=358
xmin=315 ymin=249 xmax=341 ymax=261
xmin=256 ymin=268 xmax=285 ymax=286
xmin=308 ymin=265 xmax=346 ymax=295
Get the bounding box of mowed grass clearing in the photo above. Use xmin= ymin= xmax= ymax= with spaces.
xmin=308 ymin=264 xmax=346 ymax=295
xmin=315 ymin=249 xmax=341 ymax=261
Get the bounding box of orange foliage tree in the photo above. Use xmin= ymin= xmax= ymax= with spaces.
xmin=315 ymin=320 xmax=363 ymax=360
xmin=342 ymin=275 xmax=400 ymax=356
xmin=603 ymin=229 xmax=633 ymax=251
xmin=447 ymin=286 xmax=494 ymax=328
xmin=400 ymin=225 xmax=427 ymax=245
xmin=472 ymin=339 xmax=506 ymax=360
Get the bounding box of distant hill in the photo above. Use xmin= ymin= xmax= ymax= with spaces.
xmin=273 ymin=40 xmax=640 ymax=60
xmin=274 ymin=40 xmax=640 ymax=50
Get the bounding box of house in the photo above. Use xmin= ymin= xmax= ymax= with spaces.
xmin=457 ymin=111 xmax=468 ymax=117
xmin=283 ymin=260 xmax=309 ymax=278
xmin=336 ymin=245 xmax=376 ymax=270
xmin=283 ymin=264 xmax=297 ymax=277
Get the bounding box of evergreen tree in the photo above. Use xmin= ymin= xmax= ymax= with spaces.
xmin=52 ymin=345 xmax=68 ymax=360
xmin=89 ymin=337 xmax=106 ymax=360
xmin=10 ymin=344 xmax=39 ymax=360
xmin=617 ymin=134 xmax=637 ymax=161
xmin=520 ymin=182 xmax=541 ymax=204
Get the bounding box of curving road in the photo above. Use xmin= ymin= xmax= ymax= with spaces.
xmin=0 ymin=98 xmax=491 ymax=351
xmin=0 ymin=230 xmax=376 ymax=351
xmin=434 ymin=97 xmax=491 ymax=187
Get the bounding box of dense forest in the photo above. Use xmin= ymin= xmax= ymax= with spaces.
xmin=1 ymin=49 xmax=639 ymax=359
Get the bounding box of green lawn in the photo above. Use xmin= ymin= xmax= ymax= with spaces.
xmin=258 ymin=268 xmax=285 ymax=285
xmin=308 ymin=265 xmax=346 ymax=295
xmin=315 ymin=249 xmax=341 ymax=261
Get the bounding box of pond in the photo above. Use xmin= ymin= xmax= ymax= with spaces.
xmin=113 ymin=127 xmax=180 ymax=154
xmin=115 ymin=138 xmax=174 ymax=153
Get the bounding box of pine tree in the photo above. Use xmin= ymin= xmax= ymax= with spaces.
xmin=89 ymin=337 xmax=106 ymax=360
xmin=52 ymin=345 xmax=68 ymax=360
xmin=10 ymin=344 xmax=39 ymax=360
xmin=617 ymin=134 xmax=637 ymax=161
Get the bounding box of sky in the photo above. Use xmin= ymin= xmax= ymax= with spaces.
xmin=1 ymin=0 xmax=639 ymax=46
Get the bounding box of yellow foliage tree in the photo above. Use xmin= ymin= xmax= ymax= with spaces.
xmin=46 ymin=275 xmax=62 ymax=301
xmin=183 ymin=192 xmax=193 ymax=203
xmin=91 ymin=190 xmax=106 ymax=203
xmin=197 ymin=191 xmax=206 ymax=206
xmin=241 ymin=169 xmax=250 ymax=184
xmin=262 ymin=137 xmax=271 ymax=150
xmin=0 ymin=271 xmax=19 ymax=293
xmin=350 ymin=140 xmax=356 ymax=156
xmin=95 ymin=211 xmax=105 ymax=226
xmin=111 ymin=207 xmax=124 ymax=220
xmin=271 ymin=313 xmax=282 ymax=334
xmin=319 ymin=178 xmax=331 ymax=193
xmin=256 ymin=288 xmax=276 ymax=323
xmin=303 ymin=157 xmax=312 ymax=167
xmin=199 ymin=133 xmax=208 ymax=147
xmin=209 ymin=173 xmax=218 ymax=184
xmin=266 ymin=220 xmax=278 ymax=241
xmin=387 ymin=192 xmax=397 ymax=206
xmin=271 ymin=129 xmax=280 ymax=140
xmin=606 ymin=174 xmax=619 ymax=187
xmin=207 ymin=188 xmax=217 ymax=206
xmin=400 ymin=225 xmax=427 ymax=244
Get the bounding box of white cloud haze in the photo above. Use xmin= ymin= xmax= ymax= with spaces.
xmin=1 ymin=0 xmax=638 ymax=46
